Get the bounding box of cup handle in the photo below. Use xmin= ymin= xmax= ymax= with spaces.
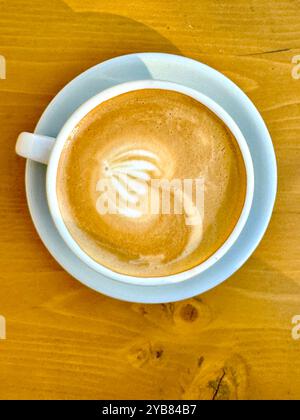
xmin=16 ymin=132 xmax=56 ymax=165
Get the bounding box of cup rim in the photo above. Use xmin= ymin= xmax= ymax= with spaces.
xmin=46 ymin=80 xmax=254 ymax=286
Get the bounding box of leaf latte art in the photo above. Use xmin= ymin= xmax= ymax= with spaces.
xmin=96 ymin=148 xmax=162 ymax=219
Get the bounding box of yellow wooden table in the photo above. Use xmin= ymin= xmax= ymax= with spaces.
xmin=0 ymin=0 xmax=299 ymax=400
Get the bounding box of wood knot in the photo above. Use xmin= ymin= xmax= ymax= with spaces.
xmin=183 ymin=353 xmax=249 ymax=400
xmin=173 ymin=299 xmax=212 ymax=330
xmin=180 ymin=304 xmax=198 ymax=322
xmin=127 ymin=341 xmax=165 ymax=368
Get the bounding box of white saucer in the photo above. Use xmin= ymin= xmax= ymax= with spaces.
xmin=25 ymin=53 xmax=277 ymax=303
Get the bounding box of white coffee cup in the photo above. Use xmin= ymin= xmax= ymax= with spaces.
xmin=16 ymin=80 xmax=254 ymax=286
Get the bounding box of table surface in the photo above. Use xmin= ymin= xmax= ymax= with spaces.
xmin=0 ymin=0 xmax=299 ymax=400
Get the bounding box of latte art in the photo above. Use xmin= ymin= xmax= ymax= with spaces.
xmin=57 ymin=89 xmax=247 ymax=277
xmin=95 ymin=146 xmax=205 ymax=268
xmin=96 ymin=148 xmax=162 ymax=218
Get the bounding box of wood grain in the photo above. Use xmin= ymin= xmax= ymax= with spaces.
xmin=0 ymin=0 xmax=300 ymax=400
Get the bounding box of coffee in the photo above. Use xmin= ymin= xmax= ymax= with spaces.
xmin=57 ymin=89 xmax=246 ymax=277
